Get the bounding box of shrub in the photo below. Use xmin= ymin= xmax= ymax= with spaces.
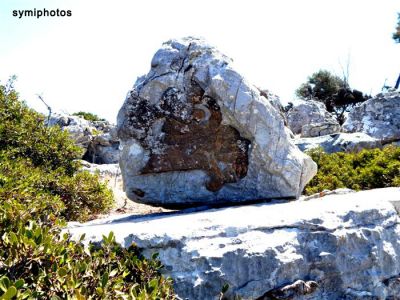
xmin=0 ymin=86 xmax=82 ymax=175
xmin=304 ymin=146 xmax=400 ymax=195
xmin=0 ymin=80 xmax=175 ymax=298
xmin=73 ymin=111 xmax=106 ymax=122
xmin=295 ymin=70 xmax=368 ymax=124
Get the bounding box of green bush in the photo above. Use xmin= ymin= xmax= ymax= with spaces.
xmin=0 ymin=87 xmax=82 ymax=175
xmin=0 ymin=81 xmax=175 ymax=299
xmin=304 ymin=146 xmax=400 ymax=195
xmin=72 ymin=111 xmax=106 ymax=122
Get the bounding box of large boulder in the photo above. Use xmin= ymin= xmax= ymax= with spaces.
xmin=68 ymin=187 xmax=400 ymax=300
xmin=116 ymin=37 xmax=316 ymax=206
xmin=286 ymin=100 xmax=338 ymax=135
xmin=343 ymin=90 xmax=400 ymax=143
xmin=294 ymin=132 xmax=381 ymax=154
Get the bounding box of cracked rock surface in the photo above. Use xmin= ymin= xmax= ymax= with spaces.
xmin=342 ymin=90 xmax=400 ymax=143
xmin=286 ymin=100 xmax=338 ymax=136
xmin=68 ymin=187 xmax=400 ymax=300
xmin=117 ymin=37 xmax=316 ymax=206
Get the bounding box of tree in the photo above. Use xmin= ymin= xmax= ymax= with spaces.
xmin=393 ymin=13 xmax=400 ymax=43
xmin=296 ymin=69 xmax=368 ymax=124
xmin=296 ymin=70 xmax=347 ymax=112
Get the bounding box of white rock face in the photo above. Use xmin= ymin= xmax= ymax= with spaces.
xmin=295 ymin=132 xmax=382 ymax=153
xmin=287 ymin=100 xmax=338 ymax=135
xmin=68 ymin=188 xmax=400 ymax=300
xmin=301 ymin=121 xmax=341 ymax=138
xmin=117 ymin=37 xmax=316 ymax=206
xmin=258 ymin=89 xmax=287 ymax=124
xmin=343 ymin=91 xmax=400 ymax=143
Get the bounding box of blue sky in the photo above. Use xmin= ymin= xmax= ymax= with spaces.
xmin=1 ymin=0 xmax=399 ymax=122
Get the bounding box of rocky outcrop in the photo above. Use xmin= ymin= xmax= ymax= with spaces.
xmin=48 ymin=112 xmax=94 ymax=149
xmin=286 ymin=100 xmax=338 ymax=135
xmin=294 ymin=132 xmax=381 ymax=153
xmin=82 ymin=129 xmax=120 ymax=164
xmin=343 ymin=90 xmax=400 ymax=143
xmin=116 ymin=37 xmax=316 ymax=207
xmin=68 ymin=187 xmax=400 ymax=300
xmin=48 ymin=112 xmax=120 ymax=164
xmin=301 ymin=121 xmax=341 ymax=138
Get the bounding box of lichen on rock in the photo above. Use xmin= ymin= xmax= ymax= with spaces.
xmin=117 ymin=37 xmax=317 ymax=206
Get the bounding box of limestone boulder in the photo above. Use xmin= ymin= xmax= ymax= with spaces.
xmin=287 ymin=100 xmax=338 ymax=135
xmin=294 ymin=132 xmax=381 ymax=154
xmin=343 ymin=90 xmax=400 ymax=143
xmin=68 ymin=187 xmax=400 ymax=300
xmin=116 ymin=37 xmax=316 ymax=206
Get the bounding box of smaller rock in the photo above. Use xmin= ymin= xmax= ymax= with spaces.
xmin=48 ymin=112 xmax=121 ymax=164
xmin=287 ymin=100 xmax=338 ymax=134
xmin=80 ymin=160 xmax=120 ymax=177
xmin=343 ymin=90 xmax=400 ymax=143
xmin=301 ymin=121 xmax=340 ymax=137
xmin=258 ymin=280 xmax=319 ymax=300
xmin=295 ymin=132 xmax=381 ymax=153
xmin=47 ymin=112 xmax=95 ymax=148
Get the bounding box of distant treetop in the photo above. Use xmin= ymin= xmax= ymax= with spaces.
xmin=295 ymin=69 xmax=368 ymax=125
xmin=393 ymin=13 xmax=400 ymax=43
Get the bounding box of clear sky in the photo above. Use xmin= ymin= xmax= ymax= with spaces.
xmin=1 ymin=0 xmax=399 ymax=122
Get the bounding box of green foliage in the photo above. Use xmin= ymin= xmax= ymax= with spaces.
xmin=304 ymin=146 xmax=400 ymax=195
xmin=0 ymin=80 xmax=175 ymax=298
xmin=0 ymin=152 xmax=113 ymax=222
xmin=0 ymin=85 xmax=82 ymax=175
xmin=296 ymin=70 xmax=347 ymax=109
xmin=393 ymin=13 xmax=400 ymax=43
xmin=73 ymin=111 xmax=106 ymax=122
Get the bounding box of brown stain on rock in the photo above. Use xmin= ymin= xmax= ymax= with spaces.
xmin=127 ymin=81 xmax=250 ymax=192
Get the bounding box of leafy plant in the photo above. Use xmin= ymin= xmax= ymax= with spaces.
xmin=0 ymin=79 xmax=175 ymax=299
xmin=304 ymin=146 xmax=400 ymax=195
xmin=73 ymin=111 xmax=106 ymax=122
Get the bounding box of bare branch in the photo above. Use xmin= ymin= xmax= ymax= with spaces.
xmin=36 ymin=94 xmax=52 ymax=126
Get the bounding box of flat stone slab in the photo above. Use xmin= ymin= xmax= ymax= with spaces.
xmin=68 ymin=187 xmax=400 ymax=300
xmin=295 ymin=132 xmax=381 ymax=153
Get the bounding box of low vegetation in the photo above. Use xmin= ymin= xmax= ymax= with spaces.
xmin=72 ymin=111 xmax=106 ymax=122
xmin=304 ymin=146 xmax=400 ymax=195
xmin=0 ymin=80 xmax=174 ymax=299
